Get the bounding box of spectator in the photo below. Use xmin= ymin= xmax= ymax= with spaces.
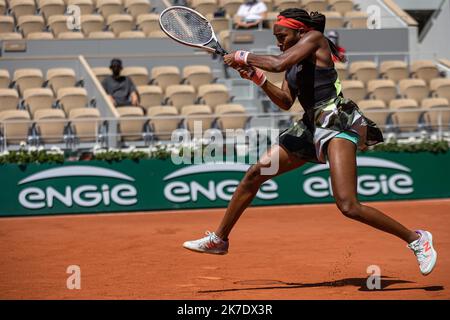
xmin=234 ymin=0 xmax=267 ymax=29
xmin=327 ymin=30 xmax=347 ymax=63
xmin=101 ymin=58 xmax=140 ymax=107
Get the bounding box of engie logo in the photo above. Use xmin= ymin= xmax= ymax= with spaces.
xmin=163 ymin=163 xmax=278 ymax=203
xmin=18 ymin=166 xmax=138 ymax=209
xmin=303 ymin=157 xmax=414 ymax=198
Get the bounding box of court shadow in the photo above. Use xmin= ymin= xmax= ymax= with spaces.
xmin=198 ymin=277 xmax=444 ymax=294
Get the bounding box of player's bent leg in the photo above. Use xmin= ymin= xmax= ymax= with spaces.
xmin=327 ymin=137 xmax=437 ymax=275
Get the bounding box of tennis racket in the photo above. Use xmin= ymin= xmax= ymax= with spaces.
xmin=159 ymin=6 xmax=229 ymax=56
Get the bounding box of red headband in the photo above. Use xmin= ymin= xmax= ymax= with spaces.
xmin=275 ymin=15 xmax=312 ymax=31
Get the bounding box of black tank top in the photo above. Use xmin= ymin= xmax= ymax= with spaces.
xmin=285 ymin=59 xmax=340 ymax=110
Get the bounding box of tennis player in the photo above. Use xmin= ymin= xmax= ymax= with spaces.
xmin=183 ymin=8 xmax=437 ymax=276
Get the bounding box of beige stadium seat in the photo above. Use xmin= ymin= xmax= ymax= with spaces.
xmin=367 ymin=79 xmax=397 ymax=104
xmin=10 ymin=0 xmax=37 ymax=19
xmin=93 ymin=67 xmax=112 ymax=83
xmin=164 ymin=85 xmax=196 ymax=110
xmin=410 ymin=60 xmax=439 ymax=84
xmin=47 ymin=68 xmax=77 ymax=95
xmin=264 ymin=11 xmax=278 ymax=29
xmin=57 ymin=87 xmax=88 ymax=115
xmin=137 ymin=85 xmax=163 ymax=108
xmin=136 ymin=13 xmax=159 ymax=36
xmin=0 ymin=110 xmax=31 ymax=144
xmin=125 ymin=0 xmax=152 ymax=19
xmin=328 ymin=0 xmax=354 ymax=16
xmin=69 ymin=107 xmax=101 ymax=142
xmin=218 ymin=30 xmax=231 ymax=52
xmin=430 ymin=78 xmax=450 ymax=102
xmin=191 ymin=0 xmax=217 ymax=17
xmin=341 ymin=80 xmax=366 ymax=102
xmin=81 ymin=14 xmax=105 ymax=36
xmin=118 ymin=30 xmax=146 ymax=38
xmin=68 ymin=0 xmax=95 ymax=15
xmin=349 ymin=61 xmax=378 ymax=84
xmin=97 ymin=0 xmax=124 ymax=19
xmin=303 ymin=0 xmax=328 ymax=12
xmin=422 ymin=98 xmax=450 ymax=129
xmin=197 ymin=83 xmax=230 ymax=111
xmin=0 ymin=0 xmax=6 ymax=13
xmin=27 ymin=31 xmax=55 ymax=39
xmin=23 ymin=88 xmax=54 ymax=116
xmin=47 ymin=15 xmax=71 ymax=37
xmin=220 ymin=0 xmax=244 ymax=18
xmin=357 ymin=99 xmax=389 ymax=128
xmin=88 ymin=31 xmax=115 ymax=38
xmin=274 ymin=0 xmax=300 ymax=11
xmin=150 ymin=66 xmax=181 ymax=92
xmin=215 ymin=103 xmax=248 ymax=130
xmin=13 ymin=68 xmax=44 ymax=97
xmin=265 ymin=71 xmax=285 ymax=84
xmin=117 ymin=106 xmax=146 ymax=141
xmin=0 ymin=32 xmax=24 ymax=40
xmin=399 ymin=79 xmax=429 ymax=103
xmin=389 ymin=99 xmax=421 ymax=132
xmin=147 ymin=30 xmax=166 ymax=38
xmin=122 ymin=66 xmax=149 ymax=86
xmin=182 ymin=65 xmax=213 ymax=91
xmin=345 ymin=11 xmax=368 ymax=29
xmin=323 ymin=11 xmax=344 ymax=29
xmin=34 ymin=108 xmax=67 ymax=143
xmin=107 ymin=14 xmax=135 ymax=36
xmin=0 ymin=89 xmax=20 ymax=112
xmin=379 ymin=60 xmax=408 ymax=83
xmin=147 ymin=106 xmax=180 ymax=140
xmin=181 ymin=104 xmax=213 ymax=132
xmin=17 ymin=15 xmax=45 ymax=37
xmin=335 ymin=62 xmax=348 ymax=80
xmin=57 ymin=31 xmax=85 ymax=39
xmin=0 ymin=16 xmax=15 ymax=34
xmin=0 ymin=70 xmax=11 ymax=88
xmin=211 ymin=17 xmax=231 ymax=35
xmin=38 ymin=0 xmax=66 ymax=20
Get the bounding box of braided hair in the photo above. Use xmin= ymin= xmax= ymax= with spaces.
xmin=279 ymin=8 xmax=346 ymax=62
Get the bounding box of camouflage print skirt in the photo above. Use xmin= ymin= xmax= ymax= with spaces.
xmin=278 ymin=96 xmax=384 ymax=164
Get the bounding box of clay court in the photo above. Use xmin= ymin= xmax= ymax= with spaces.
xmin=0 ymin=199 xmax=449 ymax=300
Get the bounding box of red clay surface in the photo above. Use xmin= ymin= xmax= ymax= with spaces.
xmin=0 ymin=199 xmax=449 ymax=300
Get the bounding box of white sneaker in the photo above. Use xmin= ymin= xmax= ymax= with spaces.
xmin=407 ymin=230 xmax=437 ymax=276
xmin=183 ymin=231 xmax=229 ymax=255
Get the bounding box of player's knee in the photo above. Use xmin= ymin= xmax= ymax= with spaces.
xmin=242 ymin=165 xmax=264 ymax=190
xmin=336 ymin=199 xmax=361 ymax=219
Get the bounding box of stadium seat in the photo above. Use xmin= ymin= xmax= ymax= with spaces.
xmin=197 ymin=84 xmax=230 ymax=111
xmin=220 ymin=0 xmax=244 ymax=18
xmin=38 ymin=0 xmax=66 ymax=20
xmin=34 ymin=108 xmax=67 ymax=144
xmin=81 ymin=14 xmax=105 ymax=37
xmin=410 ymin=60 xmax=439 ymax=84
xmin=125 ymin=0 xmax=152 ymax=19
xmin=328 ymin=0 xmax=354 ymax=16
xmin=88 ymin=31 xmax=115 ymax=38
xmin=264 ymin=11 xmax=278 ymax=29
xmin=0 ymin=89 xmax=20 ymax=112
xmin=164 ymin=85 xmax=196 ymax=111
xmin=349 ymin=61 xmax=378 ymax=84
xmin=341 ymin=80 xmax=366 ymax=102
xmin=147 ymin=106 xmax=180 ymax=140
xmin=69 ymin=107 xmax=101 ymax=142
xmin=150 ymin=66 xmax=181 ymax=92
xmin=27 ymin=31 xmax=55 ymax=39
xmin=182 ymin=65 xmax=214 ymax=91
xmin=265 ymin=71 xmax=285 ymax=85
xmin=430 ymin=78 xmax=450 ymax=102
xmin=13 ymin=68 xmax=44 ymax=97
xmin=47 ymin=15 xmax=71 ymax=37
xmin=136 ymin=13 xmax=159 ymax=36
xmin=345 ymin=11 xmax=368 ymax=29
xmin=137 ymin=85 xmax=163 ymax=109
xmin=191 ymin=0 xmax=217 ymax=17
xmin=335 ymin=62 xmax=348 ymax=80
xmin=9 ymin=0 xmax=37 ymax=20
xmin=147 ymin=30 xmax=166 ymax=38
xmin=181 ymin=104 xmax=213 ymax=132
xmin=0 ymin=16 xmax=15 ymax=34
xmin=274 ymin=0 xmax=300 ymax=11
xmin=379 ymin=60 xmax=409 ymax=83
xmin=0 ymin=32 xmax=23 ymax=40
xmin=218 ymin=30 xmax=231 ymax=52
xmin=107 ymin=14 xmax=135 ymax=36
xmin=23 ymin=88 xmax=54 ymax=116
xmin=399 ymin=79 xmax=429 ymax=103
xmin=0 ymin=70 xmax=11 ymax=88
xmin=122 ymin=66 xmax=149 ymax=86
xmin=117 ymin=106 xmax=146 ymax=141
xmin=57 ymin=87 xmax=88 ymax=115
xmin=389 ymin=99 xmax=421 ymax=133
xmin=97 ymin=0 xmax=124 ymax=20
xmin=302 ymin=0 xmax=328 ymax=12
xmin=57 ymin=31 xmax=85 ymax=39
xmin=323 ymin=11 xmax=344 ymax=29
xmin=118 ymin=30 xmax=146 ymax=38
xmin=93 ymin=67 xmax=112 ymax=83
xmin=422 ymin=98 xmax=450 ymax=130
xmin=215 ymin=103 xmax=248 ymax=130
xmin=17 ymin=15 xmax=46 ymax=37
xmin=357 ymin=99 xmax=389 ymax=128
xmin=211 ymin=17 xmax=231 ymax=35
xmin=366 ymin=79 xmax=397 ymax=104
xmin=0 ymin=110 xmax=31 ymax=144
xmin=68 ymin=0 xmax=95 ymax=15
xmin=46 ymin=68 xmax=77 ymax=96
